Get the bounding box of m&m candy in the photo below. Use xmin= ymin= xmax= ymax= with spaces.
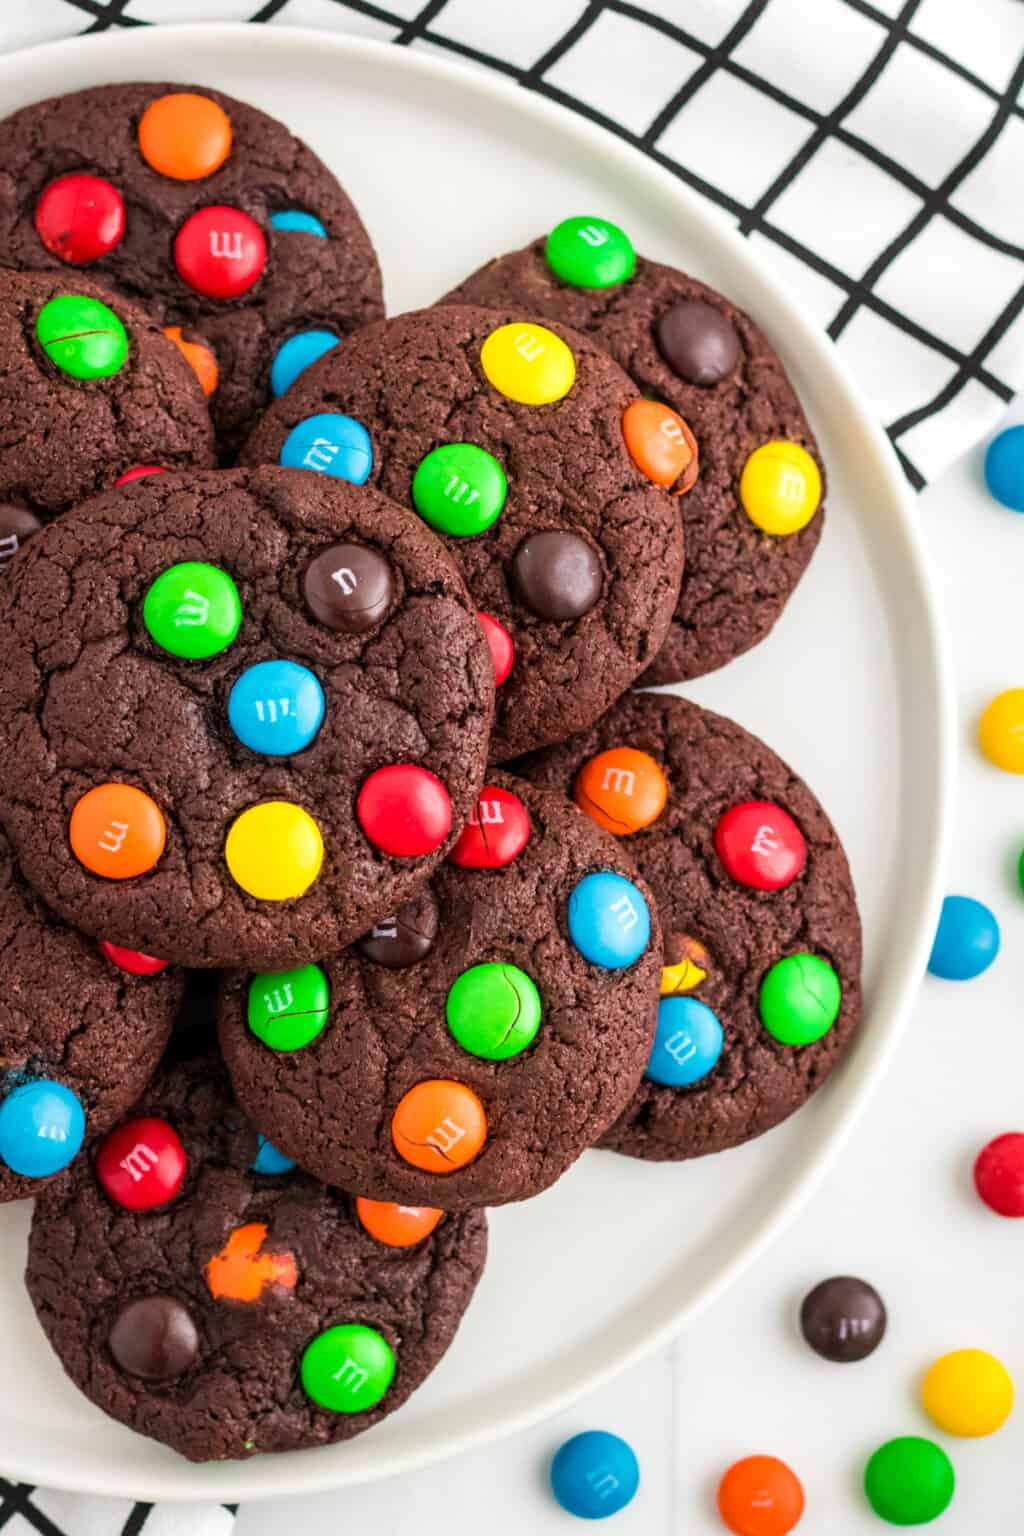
xmin=478 ymin=613 xmax=514 ymax=686
xmin=301 ymin=1323 xmax=395 ymax=1413
xmin=799 ymin=1275 xmax=886 ymax=1363
xmin=251 ymin=1135 xmax=296 ymax=1175
xmin=270 ymin=329 xmax=339 ymax=397
xmin=143 ymin=561 xmax=241 ymax=660
xmin=978 ymin=688 xmax=1024 ymax=772
xmin=412 ymin=443 xmax=507 ymax=536
xmin=70 ymin=783 xmax=166 ymax=880
xmin=656 ymin=299 xmax=740 ymax=387
xmin=622 ymin=399 xmax=699 ymax=492
xmin=973 ymin=1132 xmax=1024 ymax=1216
xmin=138 ymin=92 xmax=232 ymax=180
xmin=228 ymin=660 xmax=325 ymax=757
xmin=480 ymin=322 xmax=575 ymax=405
xmin=567 ymin=871 xmax=651 ymax=969
xmin=921 ymin=1348 xmax=1013 ymax=1437
xmin=36 ymin=293 xmax=127 ymax=380
xmin=646 ymin=996 xmax=723 ymax=1087
xmin=739 ymin=441 xmax=821 ymax=536
xmin=98 ymin=940 xmax=170 ymax=977
xmin=174 ymin=207 xmax=266 ymax=300
xmin=549 ymin=1430 xmax=639 ymax=1519
xmin=356 ymin=1198 xmax=442 ymax=1247
xmin=303 ymin=542 xmax=393 ymax=633
xmin=718 ymin=1455 xmax=804 ymax=1536
xmin=34 ymin=174 xmax=125 ymax=265
xmin=391 ymin=1080 xmax=486 ymax=1174
xmin=279 ymin=412 xmax=372 ymax=483
xmin=0 ymin=1080 xmax=85 ymax=1178
xmin=108 ymin=1295 xmax=199 ymax=1381
xmin=759 ymin=954 xmax=840 ymax=1045
xmin=715 ymin=802 xmax=806 ymax=891
xmin=574 ymin=747 xmax=667 ymax=836
xmin=863 ymin=1437 xmax=954 ymax=1525
xmin=96 ymin=1116 xmax=186 ymax=1210
xmin=927 ymin=894 xmax=999 ymax=980
xmin=270 ymin=209 xmax=327 ymax=237
xmin=510 ymin=530 xmax=603 ymax=620
xmin=983 ymin=425 xmax=1024 ymax=512
xmin=247 ymin=964 xmax=330 ymax=1051
xmin=544 ymin=216 xmax=636 ymax=289
xmin=162 ymin=326 xmax=219 ymax=397
xmin=448 ymin=785 xmax=530 ymax=869
xmin=446 ymin=963 xmax=542 ymax=1060
xmin=357 ymin=765 xmax=452 ymax=858
xmin=225 ymin=801 xmax=323 ymax=901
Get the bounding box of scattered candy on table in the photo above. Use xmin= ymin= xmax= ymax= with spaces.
xmin=973 ymin=1132 xmax=1024 ymax=1216
xmin=799 ymin=1275 xmax=886 ymax=1363
xmin=978 ymin=687 xmax=1024 ymax=773
xmin=863 ymin=1437 xmax=955 ymax=1526
xmin=983 ymin=425 xmax=1024 ymax=513
xmin=550 ymin=1430 xmax=640 ymax=1520
xmin=921 ymin=1348 xmax=1013 ymax=1438
xmin=717 ymin=1454 xmax=804 ymax=1535
xmin=927 ymin=894 xmax=999 ymax=980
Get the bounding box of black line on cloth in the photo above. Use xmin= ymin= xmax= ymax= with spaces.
xmin=0 ymin=1484 xmax=65 ymax=1536
xmin=738 ymin=0 xmax=925 ymax=234
xmin=393 ymin=0 xmax=452 ymax=49
xmin=250 ymin=0 xmax=296 ymax=23
xmin=891 ymin=440 xmax=925 ymax=488
xmin=828 ymin=45 xmax=1024 ymax=342
xmin=521 ymin=2 xmax=605 ymax=83
xmin=642 ymin=0 xmax=772 ymax=146
xmin=888 ymin=281 xmax=1024 ymax=440
xmin=325 ymin=0 xmax=413 ymax=28
xmin=121 ymin=1501 xmax=153 ymax=1536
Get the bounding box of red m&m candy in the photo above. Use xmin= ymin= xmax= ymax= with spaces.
xmin=975 ymin=1133 xmax=1024 ymax=1216
xmin=115 ymin=467 xmax=167 ymax=487
xmin=98 ymin=940 xmax=170 ymax=977
xmin=34 ymin=174 xmax=125 ymax=265
xmin=715 ymin=801 xmax=806 ymax=892
xmin=478 ymin=612 xmax=514 ymax=687
xmin=96 ymin=1116 xmax=186 ymax=1211
xmin=449 ymin=785 xmax=530 ymax=869
xmin=174 ymin=207 xmax=267 ymax=299
xmin=357 ymin=764 xmax=452 ymax=858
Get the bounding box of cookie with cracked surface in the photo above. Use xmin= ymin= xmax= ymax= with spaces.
xmin=26 ymin=1055 xmax=487 ymax=1461
xmin=0 ymin=268 xmax=214 ymax=559
xmin=239 ymin=304 xmax=685 ymax=759
xmin=217 ymin=771 xmax=661 ymax=1210
xmin=441 ymin=222 xmax=825 ymax=683
xmin=0 ymin=465 xmax=494 ymax=969
xmin=0 ymin=825 xmax=183 ymax=1202
xmin=514 ymin=692 xmax=861 ymax=1160
xmin=0 ymin=82 xmax=384 ymax=457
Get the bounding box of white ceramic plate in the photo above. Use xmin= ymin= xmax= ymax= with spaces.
xmin=0 ymin=23 xmax=953 ymax=1503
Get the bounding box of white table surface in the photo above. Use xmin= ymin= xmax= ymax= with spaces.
xmin=230 ymin=403 xmax=1024 ymax=1534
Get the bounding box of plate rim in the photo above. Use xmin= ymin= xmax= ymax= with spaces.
xmin=0 ymin=19 xmax=956 ymax=1502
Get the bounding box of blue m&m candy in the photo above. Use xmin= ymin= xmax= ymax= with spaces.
xmin=646 ymin=996 xmax=723 ymax=1087
xmin=251 ymin=1134 xmax=296 ymax=1175
xmin=567 ymin=871 xmax=650 ymax=969
xmin=270 ymin=210 xmax=327 ymax=238
xmin=984 ymin=426 xmax=1024 ymax=513
xmin=280 ymin=413 xmax=372 ymax=484
xmin=271 ymin=330 xmax=340 ymax=398
xmin=228 ymin=660 xmax=325 ymax=757
xmin=928 ymin=894 xmax=999 ymax=980
xmin=0 ymin=1079 xmax=85 ymax=1177
xmin=550 ymin=1430 xmax=639 ymax=1520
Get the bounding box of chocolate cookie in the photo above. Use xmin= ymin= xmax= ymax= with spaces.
xmin=240 ymin=304 xmax=685 ymax=759
xmin=515 ymin=692 xmax=861 ymax=1159
xmin=0 ymin=83 xmax=384 ymax=456
xmin=217 ymin=772 xmax=661 ymax=1209
xmin=26 ymin=1056 xmax=486 ymax=1461
xmin=442 ymin=220 xmax=825 ymax=683
xmin=0 ymin=466 xmax=494 ymax=969
xmin=0 ymin=268 xmax=214 ymax=560
xmin=0 ymin=826 xmax=182 ymax=1202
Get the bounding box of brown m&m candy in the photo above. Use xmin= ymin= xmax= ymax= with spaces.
xmin=510 ymin=531 xmax=602 ymax=621
xmin=357 ymin=890 xmax=440 ymax=969
xmin=0 ymin=505 xmax=42 ymax=564
xmin=656 ymin=299 xmax=740 ymax=387
xmin=303 ymin=542 xmax=393 ymax=632
xmin=800 ymin=1275 xmax=886 ymax=1363
xmin=574 ymin=747 xmax=667 ymax=836
xmin=108 ymin=1295 xmax=199 ymax=1380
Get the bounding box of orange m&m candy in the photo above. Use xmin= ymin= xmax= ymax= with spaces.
xmin=574 ymin=747 xmax=668 ymax=836
xmin=391 ymin=1081 xmax=486 ymax=1174
xmin=162 ymin=326 xmax=218 ymax=397
xmin=718 ymin=1455 xmax=805 ymax=1536
xmin=69 ymin=784 xmax=166 ymax=879
xmin=356 ymin=1198 xmax=443 ymax=1247
xmin=138 ymin=93 xmax=232 ymax=181
xmin=623 ymin=399 xmax=699 ymax=494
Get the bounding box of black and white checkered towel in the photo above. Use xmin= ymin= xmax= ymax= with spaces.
xmin=1 ymin=2 xmax=1022 ymax=1532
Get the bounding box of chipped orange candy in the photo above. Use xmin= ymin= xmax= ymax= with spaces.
xmin=356 ymin=1198 xmax=443 ymax=1247
xmin=163 ymin=326 xmax=218 ymax=397
xmin=391 ymin=1081 xmax=486 ymax=1175
xmin=622 ymin=399 xmax=699 ymax=493
xmin=138 ymin=92 xmax=232 ymax=181
xmin=574 ymin=747 xmax=668 ymax=836
xmin=205 ymin=1222 xmax=298 ymax=1302
xmin=69 ymin=783 xmax=166 ymax=880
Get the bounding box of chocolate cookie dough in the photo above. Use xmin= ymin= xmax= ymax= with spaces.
xmin=0 ymin=826 xmax=182 ymax=1203
xmin=0 ymin=83 xmax=384 ymax=456
xmin=240 ymin=305 xmax=685 ymax=759
xmin=26 ymin=1056 xmax=486 ymax=1461
xmin=442 ymin=220 xmax=825 ymax=683
xmin=0 ymin=269 xmax=214 ymax=556
xmin=0 ymin=466 xmax=493 ymax=969
xmin=515 ymin=692 xmax=861 ymax=1160
xmin=217 ymin=772 xmax=662 ymax=1210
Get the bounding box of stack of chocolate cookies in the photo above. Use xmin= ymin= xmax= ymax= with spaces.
xmin=0 ymin=85 xmax=861 ymax=1464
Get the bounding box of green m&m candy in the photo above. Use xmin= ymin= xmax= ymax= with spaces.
xmin=411 ymin=444 xmax=506 ymax=536
xmin=759 ymin=953 xmax=841 ymax=1046
xmin=544 ymin=216 xmax=636 ymax=289
xmin=143 ymin=561 xmax=242 ymax=660
xmin=247 ymin=963 xmax=329 ymax=1051
xmin=36 ymin=293 xmax=128 ymax=379
xmin=446 ymin=962 xmax=542 ymax=1060
xmin=301 ymin=1323 xmax=395 ymax=1413
xmin=864 ymin=1436 xmax=955 ymax=1525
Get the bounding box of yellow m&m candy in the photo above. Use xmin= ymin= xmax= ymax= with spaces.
xmin=480 ymin=323 xmax=575 ymax=406
xmin=225 ymin=802 xmax=323 ymax=901
xmin=922 ymin=1348 xmax=1014 ymax=1437
xmin=979 ymin=689 xmax=1024 ymax=773
xmin=740 ymin=440 xmax=821 ymax=535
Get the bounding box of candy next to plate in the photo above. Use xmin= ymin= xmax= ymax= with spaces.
xmin=927 ymin=895 xmax=999 ymax=980
xmin=863 ymin=1437 xmax=954 ymax=1525
xmin=973 ymin=1132 xmax=1024 ymax=1216
xmin=983 ymin=425 xmax=1024 ymax=513
xmin=978 ymin=688 xmax=1024 ymax=773
xmin=550 ymin=1430 xmax=639 ymax=1519
xmin=567 ymin=871 xmax=651 ymax=969
xmin=646 ymin=996 xmax=723 ymax=1086
xmin=0 ymin=1080 xmax=85 ymax=1178
xmin=717 ymin=1455 xmax=804 ymax=1535
xmin=799 ymin=1275 xmax=886 ymax=1363
xmin=921 ymin=1348 xmax=1013 ymax=1437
